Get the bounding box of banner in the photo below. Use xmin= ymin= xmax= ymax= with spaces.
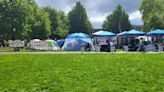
xmin=29 ymin=41 xmax=48 ymax=50
xmin=94 ymin=37 xmax=116 ymax=45
xmin=9 ymin=40 xmax=24 ymax=47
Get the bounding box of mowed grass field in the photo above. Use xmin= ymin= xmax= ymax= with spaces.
xmin=0 ymin=54 xmax=164 ymax=92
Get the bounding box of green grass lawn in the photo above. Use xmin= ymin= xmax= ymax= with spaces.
xmin=0 ymin=54 xmax=164 ymax=92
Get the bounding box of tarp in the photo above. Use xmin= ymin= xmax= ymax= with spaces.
xmin=147 ymin=29 xmax=164 ymax=35
xmin=62 ymin=33 xmax=94 ymax=51
xmin=67 ymin=33 xmax=90 ymax=38
xmin=124 ymin=29 xmax=146 ymax=36
xmin=93 ymin=30 xmax=116 ymax=37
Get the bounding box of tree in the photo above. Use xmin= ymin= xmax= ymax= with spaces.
xmin=68 ymin=2 xmax=93 ymax=35
xmin=29 ymin=8 xmax=51 ymax=40
xmin=140 ymin=0 xmax=164 ymax=31
xmin=103 ymin=5 xmax=131 ymax=33
xmin=0 ymin=0 xmax=33 ymax=39
xmin=43 ymin=7 xmax=69 ymax=39
xmin=0 ymin=0 xmax=51 ymax=40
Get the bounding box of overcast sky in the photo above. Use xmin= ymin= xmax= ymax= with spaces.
xmin=36 ymin=0 xmax=143 ymax=29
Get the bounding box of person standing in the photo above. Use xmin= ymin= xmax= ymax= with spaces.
xmin=106 ymin=38 xmax=111 ymax=52
xmin=137 ymin=38 xmax=145 ymax=52
xmin=123 ymin=37 xmax=129 ymax=52
xmin=110 ymin=39 xmax=115 ymax=52
xmin=95 ymin=38 xmax=100 ymax=52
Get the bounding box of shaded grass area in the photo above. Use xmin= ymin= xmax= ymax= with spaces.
xmin=0 ymin=47 xmax=52 ymax=52
xmin=0 ymin=47 xmax=13 ymax=52
xmin=0 ymin=54 xmax=164 ymax=92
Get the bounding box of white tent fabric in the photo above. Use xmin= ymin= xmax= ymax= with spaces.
xmin=28 ymin=39 xmax=59 ymax=50
xmin=46 ymin=40 xmax=60 ymax=50
xmin=62 ymin=38 xmax=95 ymax=51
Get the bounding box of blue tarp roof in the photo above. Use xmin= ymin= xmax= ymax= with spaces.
xmin=93 ymin=30 xmax=116 ymax=37
xmin=67 ymin=33 xmax=90 ymax=38
xmin=147 ymin=29 xmax=164 ymax=35
xmin=124 ymin=29 xmax=146 ymax=36
xmin=117 ymin=31 xmax=127 ymax=36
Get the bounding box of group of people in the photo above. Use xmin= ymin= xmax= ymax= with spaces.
xmin=123 ymin=37 xmax=163 ymax=52
xmin=91 ymin=36 xmax=164 ymax=52
xmin=93 ymin=38 xmax=116 ymax=52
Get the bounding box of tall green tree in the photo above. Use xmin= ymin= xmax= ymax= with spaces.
xmin=103 ymin=5 xmax=131 ymax=33
xmin=0 ymin=0 xmax=51 ymax=40
xmin=0 ymin=0 xmax=33 ymax=39
xmin=29 ymin=7 xmax=51 ymax=40
xmin=43 ymin=7 xmax=69 ymax=39
xmin=68 ymin=2 xmax=93 ymax=35
xmin=140 ymin=0 xmax=164 ymax=31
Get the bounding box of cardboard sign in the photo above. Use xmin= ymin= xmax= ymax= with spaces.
xmin=9 ymin=40 xmax=24 ymax=47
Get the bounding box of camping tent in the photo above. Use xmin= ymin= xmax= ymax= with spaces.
xmin=62 ymin=33 xmax=94 ymax=51
xmin=28 ymin=39 xmax=59 ymax=50
xmin=147 ymin=29 xmax=164 ymax=35
xmin=45 ymin=40 xmax=60 ymax=50
xmin=57 ymin=39 xmax=65 ymax=48
xmin=124 ymin=29 xmax=146 ymax=36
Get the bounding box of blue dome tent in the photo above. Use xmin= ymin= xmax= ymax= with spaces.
xmin=124 ymin=29 xmax=146 ymax=36
xmin=62 ymin=33 xmax=94 ymax=51
xmin=147 ymin=29 xmax=164 ymax=35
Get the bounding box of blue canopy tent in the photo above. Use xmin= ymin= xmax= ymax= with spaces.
xmin=62 ymin=33 xmax=94 ymax=51
xmin=93 ymin=31 xmax=116 ymax=37
xmin=147 ymin=29 xmax=164 ymax=44
xmin=67 ymin=33 xmax=90 ymax=38
xmin=117 ymin=31 xmax=127 ymax=36
xmin=147 ymin=29 xmax=164 ymax=35
xmin=124 ymin=29 xmax=146 ymax=36
xmin=93 ymin=31 xmax=117 ymax=52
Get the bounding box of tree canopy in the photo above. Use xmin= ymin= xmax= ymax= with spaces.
xmin=68 ymin=2 xmax=93 ymax=35
xmin=140 ymin=0 xmax=164 ymax=31
xmin=103 ymin=5 xmax=131 ymax=33
xmin=43 ymin=6 xmax=69 ymax=39
xmin=1 ymin=0 xmax=164 ymax=40
xmin=0 ymin=0 xmax=51 ymax=40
